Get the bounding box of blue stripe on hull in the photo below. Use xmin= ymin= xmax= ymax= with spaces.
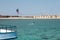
xmin=0 ymin=32 xmax=17 ymax=40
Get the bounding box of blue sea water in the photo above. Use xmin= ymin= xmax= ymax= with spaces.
xmin=0 ymin=19 xmax=60 ymax=40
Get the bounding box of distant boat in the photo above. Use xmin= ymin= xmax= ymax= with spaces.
xmin=28 ymin=22 xmax=35 ymax=25
xmin=0 ymin=25 xmax=17 ymax=40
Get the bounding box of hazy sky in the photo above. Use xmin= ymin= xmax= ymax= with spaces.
xmin=0 ymin=0 xmax=60 ymax=16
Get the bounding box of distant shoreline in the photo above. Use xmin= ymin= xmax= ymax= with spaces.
xmin=0 ymin=15 xmax=60 ymax=19
xmin=0 ymin=18 xmax=59 ymax=19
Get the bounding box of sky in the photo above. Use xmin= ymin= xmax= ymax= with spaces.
xmin=0 ymin=0 xmax=60 ymax=16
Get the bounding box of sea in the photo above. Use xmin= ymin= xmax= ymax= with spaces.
xmin=0 ymin=19 xmax=60 ymax=40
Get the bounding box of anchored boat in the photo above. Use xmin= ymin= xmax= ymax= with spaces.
xmin=0 ymin=25 xmax=17 ymax=40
